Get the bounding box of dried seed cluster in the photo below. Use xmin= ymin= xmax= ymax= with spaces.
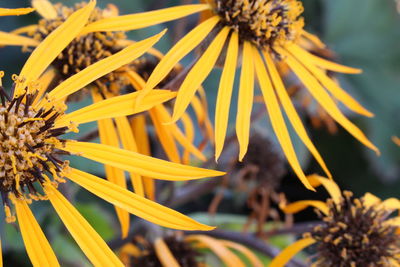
xmin=0 ymin=76 xmax=68 ymax=209
xmin=131 ymin=235 xmax=201 ymax=267
xmin=214 ymin=0 xmax=304 ymax=48
xmin=30 ymin=3 xmax=128 ymax=99
xmin=309 ymin=191 xmax=400 ymax=267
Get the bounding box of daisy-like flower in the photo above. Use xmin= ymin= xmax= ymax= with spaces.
xmin=78 ymin=0 xmax=379 ymax=190
xmin=119 ymin=232 xmax=263 ymax=267
xmin=0 ymin=2 xmax=223 ymax=266
xmin=270 ymin=175 xmax=400 ymax=267
xmin=3 ymin=0 xmax=215 ymax=236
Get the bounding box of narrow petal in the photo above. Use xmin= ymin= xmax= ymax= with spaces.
xmin=377 ymin=198 xmax=400 ymax=211
xmin=92 ymin=91 xmax=130 ymax=238
xmin=181 ymin=112 xmax=195 ymax=164
xmin=55 ymin=90 xmax=176 ymax=127
xmin=33 ymin=68 xmax=56 ymax=106
xmin=14 ymin=198 xmax=60 ymax=267
xmin=44 ymin=184 xmax=124 ymax=267
xmin=282 ymin=200 xmax=329 ymax=215
xmin=149 ymin=108 xmax=182 ymax=163
xmin=386 ymin=217 xmax=400 ymax=227
xmin=32 ymin=0 xmax=57 ymax=19
xmin=63 ymin=141 xmax=225 ymax=180
xmin=114 ymin=116 xmax=145 ymax=197
xmin=171 ymin=26 xmax=230 ymax=122
xmin=280 ymin=48 xmax=379 ymax=154
xmin=236 ymin=41 xmax=255 ymax=161
xmin=15 ymin=1 xmax=96 ymax=96
xmin=301 ymin=30 xmax=326 ymax=49
xmin=287 ymin=45 xmax=372 ymax=117
xmin=186 ymin=235 xmax=245 ymax=267
xmin=139 ymin=16 xmax=220 ymax=100
xmin=154 ymin=238 xmax=180 ymax=267
xmin=215 ymin=31 xmax=238 ymax=159
xmin=66 ymin=168 xmax=215 ymax=231
xmin=0 ymin=8 xmax=34 ymax=16
xmin=81 ymin=4 xmax=211 ymax=34
xmin=154 ymin=105 xmax=206 ymax=161
xmin=131 ymin=115 xmax=155 ymax=200
xmin=41 ymin=30 xmax=166 ymax=105
xmin=10 ymin=25 xmax=38 ymax=35
xmin=291 ymin=43 xmax=361 ymax=74
xmin=306 ymin=174 xmax=341 ymax=204
xmin=0 ymin=32 xmax=39 ymax=46
xmin=363 ymin=192 xmax=381 ymax=208
xmin=220 ymin=240 xmax=263 ymax=267
xmin=254 ymin=49 xmax=313 ymax=190
xmin=262 ymin=50 xmax=331 ymax=178
xmin=269 ymin=238 xmax=316 ymax=267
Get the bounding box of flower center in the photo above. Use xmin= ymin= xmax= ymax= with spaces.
xmin=309 ymin=191 xmax=400 ymax=266
xmin=30 ymin=3 xmax=127 ymax=99
xmin=214 ymin=0 xmax=304 ymax=47
xmin=0 ymin=76 xmax=68 ymax=205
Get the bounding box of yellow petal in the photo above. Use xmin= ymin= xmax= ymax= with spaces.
xmin=41 ymin=29 xmax=166 ymax=105
xmin=55 ymin=90 xmax=176 ymax=127
xmin=32 ymin=0 xmax=57 ymax=19
xmin=32 ymin=68 xmax=56 ymax=106
xmin=307 ymin=174 xmax=341 ymax=204
xmin=215 ymin=31 xmax=239 ymax=160
xmin=280 ymin=48 xmax=379 ymax=154
xmin=186 ymin=235 xmax=245 ymax=267
xmin=138 ymin=16 xmax=220 ymax=101
xmin=66 ymin=168 xmax=215 ymax=231
xmin=131 ymin=115 xmax=155 ymax=200
xmin=362 ymin=192 xmax=381 ymax=208
xmin=269 ymin=238 xmax=316 ymax=267
xmin=220 ymin=240 xmax=263 ymax=267
xmin=81 ymin=4 xmax=211 ymax=34
xmin=114 ymin=116 xmax=145 ymax=197
xmin=197 ymin=87 xmax=214 ymax=141
xmin=92 ymin=91 xmax=130 ymax=239
xmin=254 ymin=49 xmax=313 ymax=190
xmin=236 ymin=41 xmax=255 ymax=161
xmin=63 ymin=141 xmax=225 ymax=180
xmin=150 ymin=108 xmax=181 ymax=163
xmin=386 ymin=216 xmax=400 ymax=227
xmin=14 ymin=198 xmax=60 ymax=267
xmin=0 ymin=32 xmax=38 ymax=47
xmin=282 ymin=200 xmax=329 ymax=215
xmin=15 ymin=1 xmax=96 ymax=96
xmin=377 ymin=198 xmax=400 ymax=211
xmin=154 ymin=238 xmax=180 ymax=267
xmin=10 ymin=25 xmax=38 ymax=35
xmin=301 ymin=30 xmax=326 ymax=49
xmin=293 ymin=42 xmax=361 ymax=74
xmin=287 ymin=45 xmax=372 ymax=117
xmin=0 ymin=8 xmax=35 ymax=16
xmin=154 ymin=105 xmax=206 ymax=161
xmin=262 ymin=50 xmax=331 ymax=178
xmin=172 ymin=26 xmax=229 ymax=122
xmin=181 ymin=112 xmax=195 ymax=164
xmin=44 ymin=184 xmax=124 ymax=267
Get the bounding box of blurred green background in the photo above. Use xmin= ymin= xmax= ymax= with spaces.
xmin=0 ymin=0 xmax=399 ymax=266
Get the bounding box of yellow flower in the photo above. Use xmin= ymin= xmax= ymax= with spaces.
xmin=0 ymin=2 xmax=224 ymax=266
xmin=75 ymin=0 xmax=379 ymax=190
xmin=119 ymin=232 xmax=264 ymax=267
xmin=3 ymin=0 xmax=215 ymax=237
xmin=270 ymin=175 xmax=400 ymax=267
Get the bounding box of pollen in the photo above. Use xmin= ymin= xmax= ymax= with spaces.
xmin=214 ymin=0 xmax=304 ymax=47
xmin=0 ymin=75 xmax=69 ymax=209
xmin=310 ymin=191 xmax=400 ymax=266
xmin=30 ymin=3 xmax=128 ymax=99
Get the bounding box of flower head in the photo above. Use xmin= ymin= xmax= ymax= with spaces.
xmin=91 ymin=0 xmax=379 ymax=190
xmin=271 ymin=175 xmax=400 ymax=267
xmin=0 ymin=2 xmax=223 ymax=265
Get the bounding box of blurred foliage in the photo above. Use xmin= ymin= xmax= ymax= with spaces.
xmin=0 ymin=0 xmax=399 ymax=266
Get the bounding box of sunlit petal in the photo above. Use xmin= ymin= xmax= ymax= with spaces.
xmin=270 ymin=238 xmax=316 ymax=267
